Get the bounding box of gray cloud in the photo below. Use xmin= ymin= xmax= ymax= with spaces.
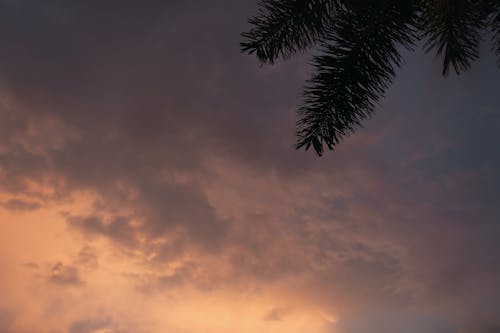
xmin=0 ymin=310 xmax=14 ymax=333
xmin=262 ymin=307 xmax=291 ymax=322
xmin=67 ymin=215 xmax=139 ymax=248
xmin=48 ymin=262 xmax=82 ymax=286
xmin=0 ymin=1 xmax=499 ymax=333
xmin=1 ymin=198 xmax=41 ymax=211
xmin=69 ymin=317 xmax=111 ymax=333
xmin=75 ymin=246 xmax=99 ymax=271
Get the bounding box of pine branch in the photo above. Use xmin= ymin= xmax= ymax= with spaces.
xmin=421 ymin=0 xmax=487 ymax=76
xmin=490 ymin=0 xmax=500 ymax=65
xmin=241 ymin=0 xmax=335 ymax=63
xmin=296 ymin=1 xmax=419 ymax=155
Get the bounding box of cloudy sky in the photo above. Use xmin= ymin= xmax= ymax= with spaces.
xmin=1 ymin=1 xmax=499 ymax=333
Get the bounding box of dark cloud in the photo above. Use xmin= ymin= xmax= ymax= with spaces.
xmin=69 ymin=317 xmax=111 ymax=333
xmin=23 ymin=262 xmax=39 ymax=270
xmin=0 ymin=310 xmax=14 ymax=333
xmin=48 ymin=262 xmax=82 ymax=286
xmin=262 ymin=307 xmax=290 ymax=322
xmin=1 ymin=198 xmax=41 ymax=211
xmin=0 ymin=1 xmax=499 ymax=333
xmin=67 ymin=215 xmax=139 ymax=248
xmin=75 ymin=246 xmax=99 ymax=271
xmin=65 ymin=178 xmax=230 ymax=253
xmin=132 ymin=260 xmax=225 ymax=295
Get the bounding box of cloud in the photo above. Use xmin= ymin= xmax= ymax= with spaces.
xmin=48 ymin=262 xmax=82 ymax=286
xmin=75 ymin=246 xmax=99 ymax=270
xmin=0 ymin=1 xmax=499 ymax=333
xmin=69 ymin=317 xmax=111 ymax=333
xmin=1 ymin=198 xmax=41 ymax=211
xmin=67 ymin=215 xmax=139 ymax=248
xmin=262 ymin=307 xmax=291 ymax=322
xmin=0 ymin=309 xmax=14 ymax=333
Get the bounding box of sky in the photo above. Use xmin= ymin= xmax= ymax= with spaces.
xmin=0 ymin=1 xmax=500 ymax=333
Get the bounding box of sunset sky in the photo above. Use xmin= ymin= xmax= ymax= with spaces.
xmin=1 ymin=1 xmax=500 ymax=333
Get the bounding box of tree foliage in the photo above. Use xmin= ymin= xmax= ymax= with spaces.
xmin=242 ymin=0 xmax=500 ymax=155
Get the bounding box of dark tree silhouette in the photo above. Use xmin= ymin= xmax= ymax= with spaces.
xmin=242 ymin=0 xmax=500 ymax=155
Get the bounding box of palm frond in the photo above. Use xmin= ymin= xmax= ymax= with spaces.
xmin=241 ymin=0 xmax=335 ymax=63
xmin=489 ymin=0 xmax=500 ymax=65
xmin=296 ymin=1 xmax=419 ymax=155
xmin=421 ymin=0 xmax=487 ymax=75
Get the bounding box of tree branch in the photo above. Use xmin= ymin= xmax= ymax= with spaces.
xmin=241 ymin=0 xmax=335 ymax=63
xmin=296 ymin=1 xmax=419 ymax=155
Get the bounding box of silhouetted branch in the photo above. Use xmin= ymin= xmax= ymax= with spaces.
xmin=242 ymin=0 xmax=500 ymax=155
xmin=421 ymin=0 xmax=487 ymax=75
xmin=297 ymin=1 xmax=419 ymax=155
xmin=241 ymin=0 xmax=335 ymax=63
xmin=490 ymin=0 xmax=500 ymax=65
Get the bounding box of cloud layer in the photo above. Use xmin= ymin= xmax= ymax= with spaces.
xmin=0 ymin=1 xmax=499 ymax=333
